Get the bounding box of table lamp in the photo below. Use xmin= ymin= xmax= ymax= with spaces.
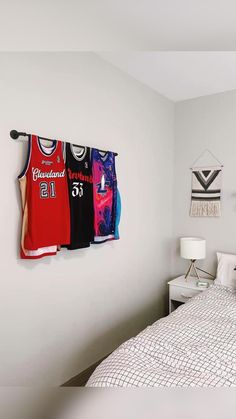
xmin=180 ymin=237 xmax=206 ymax=281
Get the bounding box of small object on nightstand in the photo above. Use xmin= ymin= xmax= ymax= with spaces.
xmin=196 ymin=280 xmax=209 ymax=289
xmin=168 ymin=275 xmax=213 ymax=314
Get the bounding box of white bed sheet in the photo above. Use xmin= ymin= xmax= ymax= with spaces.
xmin=87 ymin=285 xmax=236 ymax=387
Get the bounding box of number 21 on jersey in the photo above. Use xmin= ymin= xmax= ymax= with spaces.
xmin=40 ymin=181 xmax=56 ymax=199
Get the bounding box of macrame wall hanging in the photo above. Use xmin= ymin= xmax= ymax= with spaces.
xmin=190 ymin=149 xmax=223 ymax=217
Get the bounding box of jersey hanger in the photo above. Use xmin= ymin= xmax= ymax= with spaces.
xmin=10 ymin=130 xmax=118 ymax=156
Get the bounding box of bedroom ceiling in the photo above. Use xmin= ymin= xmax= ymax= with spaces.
xmin=1 ymin=0 xmax=236 ymax=50
xmin=98 ymin=52 xmax=236 ymax=102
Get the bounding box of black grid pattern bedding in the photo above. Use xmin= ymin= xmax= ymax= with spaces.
xmin=87 ymin=285 xmax=236 ymax=387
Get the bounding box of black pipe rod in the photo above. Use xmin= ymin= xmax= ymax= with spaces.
xmin=10 ymin=130 xmax=28 ymax=140
xmin=10 ymin=130 xmax=118 ymax=156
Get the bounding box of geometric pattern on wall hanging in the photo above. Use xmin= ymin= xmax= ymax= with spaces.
xmin=190 ymin=166 xmax=222 ymax=217
xmin=190 ymin=149 xmax=223 ymax=217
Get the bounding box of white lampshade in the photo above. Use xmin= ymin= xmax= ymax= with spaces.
xmin=180 ymin=237 xmax=206 ymax=260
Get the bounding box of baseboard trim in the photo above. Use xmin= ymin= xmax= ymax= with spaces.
xmin=62 ymin=354 xmax=109 ymax=387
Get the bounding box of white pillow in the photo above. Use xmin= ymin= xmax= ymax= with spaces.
xmin=215 ymin=252 xmax=236 ymax=289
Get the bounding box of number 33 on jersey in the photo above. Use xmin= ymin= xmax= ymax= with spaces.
xmin=64 ymin=143 xmax=94 ymax=249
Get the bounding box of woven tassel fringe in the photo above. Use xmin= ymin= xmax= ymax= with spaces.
xmin=190 ymin=201 xmax=221 ymax=217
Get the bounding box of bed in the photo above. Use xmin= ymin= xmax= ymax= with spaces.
xmin=87 ymin=285 xmax=236 ymax=387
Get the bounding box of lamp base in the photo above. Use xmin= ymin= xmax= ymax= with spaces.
xmin=185 ymin=259 xmax=199 ymax=281
xmin=184 ymin=260 xmax=215 ymax=281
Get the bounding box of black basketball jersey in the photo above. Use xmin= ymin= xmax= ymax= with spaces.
xmin=65 ymin=143 xmax=94 ymax=249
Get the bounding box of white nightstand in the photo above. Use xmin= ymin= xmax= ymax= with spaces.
xmin=168 ymin=275 xmax=214 ymax=314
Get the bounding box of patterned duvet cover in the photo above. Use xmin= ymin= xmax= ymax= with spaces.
xmin=87 ymin=285 xmax=236 ymax=387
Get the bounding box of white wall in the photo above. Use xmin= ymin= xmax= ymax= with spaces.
xmin=0 ymin=52 xmax=175 ymax=386
xmin=172 ymin=90 xmax=236 ymax=277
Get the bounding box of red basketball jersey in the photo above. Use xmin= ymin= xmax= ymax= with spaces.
xmin=19 ymin=135 xmax=70 ymax=258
